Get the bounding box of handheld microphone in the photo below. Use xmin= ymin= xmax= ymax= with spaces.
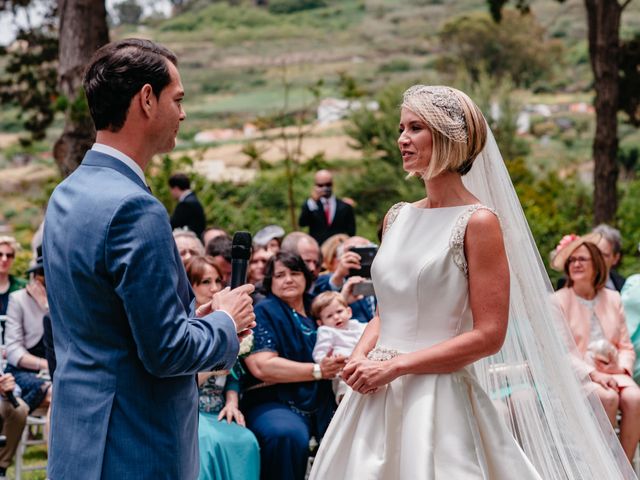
xmin=5 ymin=390 xmax=19 ymax=409
xmin=230 ymin=231 xmax=252 ymax=289
xmin=0 ymin=366 xmax=20 ymax=409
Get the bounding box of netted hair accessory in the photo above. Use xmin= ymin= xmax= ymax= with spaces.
xmin=401 ymin=85 xmax=468 ymax=143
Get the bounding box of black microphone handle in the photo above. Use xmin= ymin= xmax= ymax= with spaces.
xmin=230 ymin=258 xmax=249 ymax=289
xmin=5 ymin=391 xmax=19 ymax=409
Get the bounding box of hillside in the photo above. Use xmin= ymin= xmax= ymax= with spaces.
xmin=1 ymin=0 xmax=640 ymax=276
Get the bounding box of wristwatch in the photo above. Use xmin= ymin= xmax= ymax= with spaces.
xmin=312 ymin=363 xmax=322 ymax=380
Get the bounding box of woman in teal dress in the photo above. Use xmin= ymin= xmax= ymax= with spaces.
xmin=184 ymin=255 xmax=260 ymax=480
xmin=197 ymin=370 xmax=260 ymax=480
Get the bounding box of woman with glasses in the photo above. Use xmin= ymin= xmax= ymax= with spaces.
xmin=184 ymin=255 xmax=260 ymax=480
xmin=553 ymin=234 xmax=640 ymax=462
xmin=242 ymin=251 xmax=346 ymax=480
xmin=0 ymin=236 xmax=26 ymax=317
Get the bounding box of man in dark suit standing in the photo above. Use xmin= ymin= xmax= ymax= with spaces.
xmin=169 ymin=173 xmax=206 ymax=238
xmin=298 ymin=169 xmax=356 ymax=245
xmin=43 ymin=39 xmax=255 ymax=480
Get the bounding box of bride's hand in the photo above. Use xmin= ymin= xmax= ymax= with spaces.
xmin=343 ymin=357 xmax=399 ymax=394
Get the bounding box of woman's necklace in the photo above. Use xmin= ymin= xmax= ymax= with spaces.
xmin=290 ymin=308 xmax=314 ymax=336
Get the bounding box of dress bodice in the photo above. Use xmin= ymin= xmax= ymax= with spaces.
xmin=371 ymin=203 xmax=491 ymax=353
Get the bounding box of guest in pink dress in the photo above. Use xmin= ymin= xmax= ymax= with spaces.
xmin=553 ymin=235 xmax=640 ymax=462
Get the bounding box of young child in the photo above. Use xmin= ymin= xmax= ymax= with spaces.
xmin=312 ymin=291 xmax=366 ymax=403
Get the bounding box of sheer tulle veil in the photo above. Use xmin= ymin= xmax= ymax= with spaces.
xmin=463 ymin=126 xmax=635 ymax=478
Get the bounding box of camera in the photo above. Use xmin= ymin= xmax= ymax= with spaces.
xmin=348 ymin=245 xmax=378 ymax=278
xmin=352 ymin=280 xmax=375 ymax=297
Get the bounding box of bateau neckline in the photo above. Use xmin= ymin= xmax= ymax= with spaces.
xmin=406 ymin=202 xmax=481 ymax=211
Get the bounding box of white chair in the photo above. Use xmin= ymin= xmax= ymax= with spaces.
xmin=14 ymin=406 xmax=48 ymax=480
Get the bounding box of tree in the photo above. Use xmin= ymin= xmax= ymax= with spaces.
xmin=0 ymin=0 xmax=109 ymax=176
xmin=0 ymin=26 xmax=58 ymax=147
xmin=488 ymin=0 xmax=639 ymax=225
xmin=54 ymin=0 xmax=109 ymax=176
xmin=438 ymin=10 xmax=564 ymax=88
xmin=0 ymin=4 xmax=58 ymax=148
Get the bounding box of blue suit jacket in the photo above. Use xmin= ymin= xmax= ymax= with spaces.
xmin=43 ymin=150 xmax=239 ymax=480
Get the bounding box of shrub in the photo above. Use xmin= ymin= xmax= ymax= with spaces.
xmin=268 ymin=0 xmax=327 ymax=15
xmin=378 ymin=59 xmax=412 ymax=73
xmin=438 ymin=10 xmax=564 ymax=88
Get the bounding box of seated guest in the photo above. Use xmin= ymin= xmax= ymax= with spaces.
xmin=5 ymin=248 xmax=51 ymax=414
xmin=554 ymin=226 xmax=626 ymax=292
xmin=185 ymin=256 xmax=224 ymax=310
xmin=313 ymin=236 xmax=377 ymax=323
xmin=319 ymin=234 xmax=348 ymax=274
xmin=206 ymin=234 xmax=232 ymax=287
xmin=202 ymin=226 xmax=228 ymax=248
xmin=196 ymin=370 xmax=259 ymax=480
xmin=185 ymin=256 xmax=260 ymax=480
xmin=248 ymin=246 xmax=272 ymax=305
xmin=248 ymin=247 xmax=271 ymax=286
xmin=280 ymin=232 xmax=322 ymax=283
xmin=254 ymin=225 xmax=285 ymax=255
xmin=0 ymin=236 xmax=26 ymax=318
xmin=552 ymin=235 xmax=640 ymax=462
xmin=242 ymin=252 xmax=345 ymax=480
xmin=173 ymin=228 xmax=205 ymax=265
xmin=592 ymin=224 xmax=626 ymax=291
xmin=621 ymin=271 xmax=640 ymax=383
xmin=0 ymin=372 xmax=29 ymax=479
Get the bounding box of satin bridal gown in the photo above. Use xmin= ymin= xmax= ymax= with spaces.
xmin=309 ymin=203 xmax=542 ymax=480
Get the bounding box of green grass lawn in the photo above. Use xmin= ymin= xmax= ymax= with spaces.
xmin=6 ymin=444 xmax=47 ymax=480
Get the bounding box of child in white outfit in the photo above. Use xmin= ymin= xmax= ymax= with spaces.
xmin=312 ymin=291 xmax=366 ymax=403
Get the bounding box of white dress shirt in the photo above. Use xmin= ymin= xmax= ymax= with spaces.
xmin=92 ymin=143 xmax=147 ymax=186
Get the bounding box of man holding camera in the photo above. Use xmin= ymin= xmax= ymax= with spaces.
xmin=0 ymin=372 xmax=28 ymax=480
xmin=313 ymin=236 xmax=377 ymax=323
xmin=299 ymin=170 xmax=356 ymax=245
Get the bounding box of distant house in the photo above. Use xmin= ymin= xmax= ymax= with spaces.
xmin=317 ymin=98 xmax=379 ymax=124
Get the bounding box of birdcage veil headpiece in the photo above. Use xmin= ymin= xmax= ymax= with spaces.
xmin=401 ymin=85 xmax=469 ymax=144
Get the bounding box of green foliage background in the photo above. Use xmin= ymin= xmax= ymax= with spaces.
xmin=2 ymin=0 xmax=640 ymax=282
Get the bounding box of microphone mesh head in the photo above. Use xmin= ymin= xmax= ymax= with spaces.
xmin=231 ymin=231 xmax=252 ymax=260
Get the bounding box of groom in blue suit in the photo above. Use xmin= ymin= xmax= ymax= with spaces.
xmin=42 ymin=39 xmax=256 ymax=480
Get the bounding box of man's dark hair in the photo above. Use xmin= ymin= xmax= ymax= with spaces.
xmin=83 ymin=38 xmax=178 ymax=132
xmin=206 ymin=234 xmax=232 ymax=262
xmin=168 ymin=173 xmax=190 ymax=190
xmin=263 ymin=251 xmax=313 ymax=294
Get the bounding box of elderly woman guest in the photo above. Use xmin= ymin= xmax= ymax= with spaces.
xmin=185 ymin=255 xmax=260 ymax=480
xmin=5 ymin=247 xmax=51 ymax=414
xmin=242 ymin=251 xmax=345 ymax=480
xmin=552 ymin=235 xmax=640 ymax=462
xmin=0 ymin=236 xmax=27 ymax=317
xmin=173 ymin=228 xmax=205 ymax=265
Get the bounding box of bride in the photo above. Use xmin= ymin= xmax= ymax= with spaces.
xmin=309 ymin=85 xmax=635 ymax=479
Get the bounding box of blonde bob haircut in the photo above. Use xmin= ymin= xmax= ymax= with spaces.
xmin=401 ymin=85 xmax=488 ymax=180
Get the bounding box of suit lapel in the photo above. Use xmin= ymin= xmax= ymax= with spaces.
xmin=82 ymin=150 xmax=150 ymax=193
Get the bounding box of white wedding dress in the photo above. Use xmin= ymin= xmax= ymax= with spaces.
xmin=309 ymin=202 xmax=542 ymax=480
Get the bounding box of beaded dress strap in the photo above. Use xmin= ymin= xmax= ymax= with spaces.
xmin=449 ymin=204 xmax=499 ymax=276
xmin=382 ymin=202 xmax=408 ymax=237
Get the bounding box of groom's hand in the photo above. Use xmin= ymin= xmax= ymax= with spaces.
xmin=198 ymin=285 xmax=256 ymax=334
